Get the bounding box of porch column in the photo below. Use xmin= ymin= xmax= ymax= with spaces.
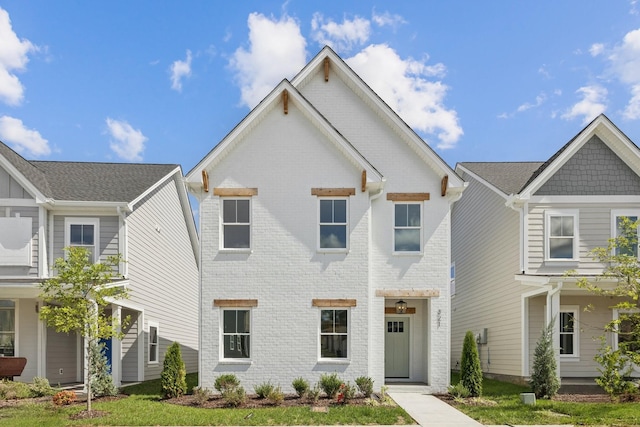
xmin=37 ymin=300 xmax=46 ymax=378
xmin=111 ymin=305 xmax=122 ymax=387
xmin=546 ymin=282 xmax=562 ymax=381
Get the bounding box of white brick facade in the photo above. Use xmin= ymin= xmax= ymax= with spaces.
xmin=188 ymin=47 xmax=465 ymax=394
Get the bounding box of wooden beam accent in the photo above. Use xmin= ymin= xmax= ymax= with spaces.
xmin=361 ymin=170 xmax=366 ymax=192
xmin=375 ymin=289 xmax=440 ymax=298
xmin=202 ymin=170 xmax=209 ymax=193
xmin=441 ymin=175 xmax=448 ymax=197
xmin=385 ymin=307 xmax=416 ymax=314
xmin=311 ymin=188 xmax=356 ymax=197
xmin=282 ymin=89 xmax=289 ymax=115
xmin=386 ymin=193 xmax=430 ymax=202
xmin=213 ymin=188 xmax=258 ymax=197
xmin=214 ymin=299 xmax=258 ymax=307
xmin=324 ymin=57 xmax=329 ymax=82
xmin=312 ymin=299 xmax=357 ymax=307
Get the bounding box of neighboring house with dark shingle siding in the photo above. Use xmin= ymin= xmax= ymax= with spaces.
xmin=0 ymin=141 xmax=199 ymax=386
xmin=451 ymin=114 xmax=640 ymax=384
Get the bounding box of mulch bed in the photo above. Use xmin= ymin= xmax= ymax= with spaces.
xmin=167 ymin=393 xmax=372 ymax=409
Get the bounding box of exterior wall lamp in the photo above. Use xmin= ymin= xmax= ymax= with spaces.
xmin=395 ymin=300 xmax=407 ymax=314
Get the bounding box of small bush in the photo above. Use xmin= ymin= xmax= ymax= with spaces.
xmin=52 ymin=390 xmax=77 ymax=406
xmin=0 ymin=380 xmax=31 ymax=400
xmin=192 ymin=386 xmax=212 ymax=405
xmin=161 ymin=342 xmax=187 ymax=399
xmin=308 ymin=383 xmax=322 ymax=402
xmin=29 ymin=377 xmax=54 ymax=397
xmin=460 ymin=331 xmax=482 ymax=397
xmin=530 ymin=320 xmax=560 ymax=399
xmin=222 ymin=385 xmax=246 ymax=407
xmin=319 ymin=373 xmax=343 ymax=398
xmin=448 ymin=382 xmax=470 ymax=398
xmin=336 ymin=382 xmax=356 ymax=404
xmin=214 ymin=374 xmax=240 ymax=393
xmin=254 ymin=381 xmax=275 ymax=399
xmin=292 ymin=377 xmax=309 ymax=398
xmin=595 ymin=344 xmax=637 ymax=401
xmin=355 ymin=376 xmax=374 ymax=398
xmin=89 ymin=341 xmax=118 ymax=397
xmin=266 ymin=385 xmax=284 ymax=405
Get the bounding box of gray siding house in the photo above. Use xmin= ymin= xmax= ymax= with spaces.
xmin=451 ymin=114 xmax=640 ymax=384
xmin=0 ymin=141 xmax=199 ymax=386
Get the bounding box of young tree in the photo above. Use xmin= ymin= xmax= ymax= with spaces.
xmin=530 ymin=318 xmax=560 ymax=398
xmin=573 ymin=216 xmax=640 ymax=397
xmin=161 ymin=341 xmax=187 ymax=398
xmin=460 ymin=330 xmax=482 ymax=397
xmin=39 ymin=246 xmax=128 ymax=412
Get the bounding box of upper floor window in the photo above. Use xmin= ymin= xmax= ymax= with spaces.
xmin=148 ymin=322 xmax=159 ymax=363
xmin=0 ymin=300 xmax=15 ymax=357
xmin=222 ymin=309 xmax=251 ymax=359
xmin=221 ymin=199 xmax=251 ymax=249
xmin=65 ymin=218 xmax=99 ymax=263
xmin=394 ymin=203 xmax=422 ymax=252
xmin=320 ymin=309 xmax=348 ymax=359
xmin=545 ymin=210 xmax=578 ymax=261
xmin=611 ymin=211 xmax=639 ymax=258
xmin=319 ymin=199 xmax=348 ymax=250
xmin=559 ymin=306 xmax=579 ymax=357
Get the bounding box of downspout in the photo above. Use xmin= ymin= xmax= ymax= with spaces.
xmin=367 ymin=179 xmax=385 ymax=385
xmin=116 ymin=206 xmax=128 ymax=278
xmin=547 ymin=282 xmax=563 ymax=382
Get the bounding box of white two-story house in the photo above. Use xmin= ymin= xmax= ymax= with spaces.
xmin=451 ymin=114 xmax=640 ymax=384
xmin=0 ymin=141 xmax=199 ymax=386
xmin=186 ymin=46 xmax=465 ymax=393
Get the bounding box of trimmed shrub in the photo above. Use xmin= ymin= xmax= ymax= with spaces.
xmin=192 ymin=386 xmax=212 ymax=405
xmin=319 ymin=373 xmax=342 ymax=398
xmin=214 ymin=374 xmax=240 ymax=393
xmin=266 ymin=385 xmax=284 ymax=405
xmin=52 ymin=390 xmax=77 ymax=406
xmin=29 ymin=377 xmax=54 ymax=397
xmin=0 ymin=380 xmax=31 ymax=400
xmin=292 ymin=377 xmax=309 ymax=398
xmin=336 ymin=382 xmax=356 ymax=404
xmin=161 ymin=342 xmax=187 ymax=399
xmin=89 ymin=340 xmax=118 ymax=397
xmin=530 ymin=320 xmax=560 ymax=399
xmin=595 ymin=343 xmax=637 ymax=401
xmin=448 ymin=382 xmax=470 ymax=399
xmin=222 ymin=385 xmax=246 ymax=407
xmin=254 ymin=381 xmax=275 ymax=399
xmin=308 ymin=383 xmax=322 ymax=402
xmin=355 ymin=376 xmax=374 ymax=398
xmin=460 ymin=330 xmax=482 ymax=397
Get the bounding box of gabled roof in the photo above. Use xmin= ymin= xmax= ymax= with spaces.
xmin=0 ymin=140 xmax=52 ymax=200
xmin=186 ymin=78 xmax=384 ymax=189
xmin=291 ymin=46 xmax=465 ymax=192
xmin=457 ymin=114 xmax=640 ymax=200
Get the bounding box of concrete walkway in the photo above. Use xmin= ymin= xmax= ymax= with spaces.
xmin=388 ymin=392 xmax=483 ymax=427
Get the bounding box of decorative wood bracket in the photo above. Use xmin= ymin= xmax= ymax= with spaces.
xmin=213 ymin=188 xmax=258 ymax=197
xmin=324 ymin=57 xmax=329 ymax=82
xmin=361 ymin=170 xmax=366 ymax=192
xmin=214 ymin=299 xmax=258 ymax=307
xmin=441 ymin=175 xmax=448 ymax=197
xmin=282 ymin=89 xmax=289 ymax=115
xmin=386 ymin=193 xmax=430 ymax=201
xmin=312 ymin=298 xmax=356 ymax=307
xmin=311 ymin=188 xmax=356 ymax=197
xmin=202 ymin=170 xmax=209 ymax=193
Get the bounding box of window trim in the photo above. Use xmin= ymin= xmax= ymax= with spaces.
xmin=612 ymin=308 xmax=640 ymax=350
xmin=544 ymin=210 xmax=579 ymax=262
xmin=148 ymin=321 xmax=159 ymax=364
xmin=64 ymin=217 xmax=100 ymax=263
xmin=219 ymin=198 xmax=252 ymax=252
xmin=317 ymin=197 xmax=349 ymax=253
xmin=392 ymin=202 xmax=423 ymax=254
xmin=318 ymin=307 xmax=350 ymax=363
xmin=0 ymin=299 xmax=17 ymax=357
xmin=220 ymin=308 xmax=252 ymax=361
xmin=610 ymin=210 xmax=639 ymax=259
xmin=559 ymin=306 xmax=579 ymax=358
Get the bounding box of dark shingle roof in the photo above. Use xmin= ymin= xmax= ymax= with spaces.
xmin=458 ymin=162 xmax=545 ymax=195
xmin=1 ymin=140 xmax=178 ymax=203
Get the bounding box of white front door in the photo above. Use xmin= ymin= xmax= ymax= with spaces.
xmin=385 ymin=317 xmax=409 ymax=378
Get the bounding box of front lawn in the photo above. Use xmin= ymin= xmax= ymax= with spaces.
xmin=447 ymin=373 xmax=640 ymax=426
xmin=0 ymin=374 xmax=413 ymax=426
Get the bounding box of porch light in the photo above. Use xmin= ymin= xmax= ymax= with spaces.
xmin=395 ymin=300 xmax=407 ymax=314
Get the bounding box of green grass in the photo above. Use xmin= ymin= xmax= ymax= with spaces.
xmin=0 ymin=374 xmax=413 ymax=426
xmin=450 ymin=372 xmax=640 ymax=426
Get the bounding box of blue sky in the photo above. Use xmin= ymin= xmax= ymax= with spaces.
xmin=1 ymin=1 xmax=640 ymax=173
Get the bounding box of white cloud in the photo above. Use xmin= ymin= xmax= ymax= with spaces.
xmin=589 ymin=43 xmax=605 ymax=57
xmin=229 ymin=13 xmax=307 ymax=108
xmin=561 ymin=85 xmax=607 ymax=124
xmin=623 ymin=84 xmax=640 ymax=119
xmin=0 ymin=115 xmax=50 ymax=157
xmin=517 ymin=94 xmax=547 ymax=112
xmin=170 ymin=50 xmax=192 ymax=92
xmin=346 ymin=44 xmax=462 ymax=149
xmin=106 ymin=118 xmax=147 ymax=161
xmin=371 ymin=10 xmax=406 ymax=29
xmin=311 ymin=13 xmax=371 ymax=53
xmin=0 ymin=7 xmax=37 ymax=106
xmin=607 ymin=28 xmax=640 ymax=86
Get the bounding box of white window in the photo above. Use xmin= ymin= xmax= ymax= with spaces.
xmin=611 ymin=210 xmax=639 ymax=258
xmin=545 ymin=210 xmax=578 ymax=260
xmin=393 ymin=203 xmax=422 ymax=252
xmin=222 ymin=309 xmax=251 ymax=359
xmin=319 ymin=199 xmax=348 ymax=250
xmin=65 ymin=218 xmax=99 ymax=262
xmin=320 ymin=309 xmax=348 ymax=359
xmin=221 ymin=199 xmax=251 ymax=250
xmin=0 ymin=300 xmax=15 ymax=357
xmin=148 ymin=322 xmax=159 ymax=363
xmin=559 ymin=306 xmax=579 ymax=357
